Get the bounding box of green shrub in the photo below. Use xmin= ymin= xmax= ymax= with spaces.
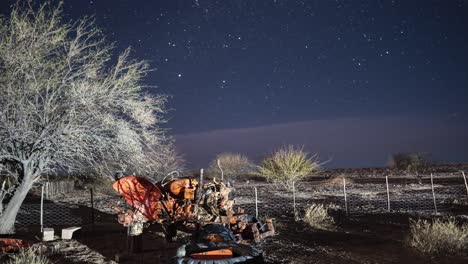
xmin=303 ymin=204 xmax=335 ymax=230
xmin=408 ymin=218 xmax=468 ymax=256
xmin=256 ymin=145 xmax=320 ymax=191
xmin=7 ymin=248 xmax=51 ymax=264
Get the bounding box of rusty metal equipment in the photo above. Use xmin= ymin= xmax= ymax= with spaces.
xmin=112 ymin=174 xmax=274 ymax=260
xmin=0 ymin=238 xmax=32 ymax=252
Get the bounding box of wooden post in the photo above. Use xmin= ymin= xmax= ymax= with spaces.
xmin=254 ymin=187 xmax=258 ymax=218
xmin=40 ymin=185 xmax=44 ymax=232
xmin=343 ymin=177 xmax=348 ymax=216
xmin=430 ymin=173 xmax=437 ymax=213
xmin=292 ymin=182 xmax=296 ymax=217
xmin=386 ymin=176 xmax=391 ymax=211
xmin=462 ymin=171 xmax=468 ymax=197
xmin=90 ymin=188 xmax=95 ymax=225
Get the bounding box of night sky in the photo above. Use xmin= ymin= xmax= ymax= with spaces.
xmin=1 ymin=1 xmax=467 ymax=168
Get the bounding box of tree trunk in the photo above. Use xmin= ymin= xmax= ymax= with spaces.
xmin=0 ymin=177 xmax=33 ymax=234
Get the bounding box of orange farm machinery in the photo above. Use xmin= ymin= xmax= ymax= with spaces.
xmin=112 ymin=175 xmax=274 ymax=263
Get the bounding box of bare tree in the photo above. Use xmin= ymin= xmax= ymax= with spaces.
xmin=0 ymin=2 xmax=173 ymax=233
xmin=0 ymin=178 xmax=15 ymax=215
xmin=146 ymin=144 xmax=186 ymax=181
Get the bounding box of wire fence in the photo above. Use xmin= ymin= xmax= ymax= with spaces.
xmin=16 ymin=203 xmax=84 ymax=226
xmin=232 ymin=174 xmax=468 ymax=218
xmin=14 ymin=174 xmax=468 ymax=227
xmin=16 ymin=181 xmax=92 ymax=227
xmin=44 ymin=180 xmax=75 ymax=198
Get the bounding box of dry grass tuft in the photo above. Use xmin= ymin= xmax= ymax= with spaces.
xmin=7 ymin=247 xmax=52 ymax=264
xmin=303 ymin=204 xmax=335 ymax=230
xmin=408 ymin=218 xmax=468 ymax=256
xmin=323 ymin=176 xmax=354 ymax=186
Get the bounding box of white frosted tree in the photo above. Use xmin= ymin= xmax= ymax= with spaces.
xmin=0 ymin=2 xmax=174 ymax=233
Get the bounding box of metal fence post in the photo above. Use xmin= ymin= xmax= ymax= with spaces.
xmin=292 ymin=182 xmax=296 ymax=217
xmin=40 ymin=185 xmax=44 ymax=232
xmin=254 ymin=187 xmax=258 ymax=218
xmin=462 ymin=171 xmax=468 ymax=197
xmin=430 ymin=173 xmax=437 ymax=213
xmin=343 ymin=177 xmax=348 ymax=216
xmin=386 ymin=176 xmax=391 ymax=211
xmin=45 ymin=182 xmax=49 ymax=199
xmin=90 ymin=187 xmax=95 ymax=225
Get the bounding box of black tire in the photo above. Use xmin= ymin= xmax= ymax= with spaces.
xmin=175 ymin=242 xmax=264 ymax=264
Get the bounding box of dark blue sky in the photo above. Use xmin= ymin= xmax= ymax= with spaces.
xmin=1 ymin=0 xmax=467 ymax=168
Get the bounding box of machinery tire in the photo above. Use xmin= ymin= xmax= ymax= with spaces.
xmin=175 ymin=242 xmax=264 ymax=264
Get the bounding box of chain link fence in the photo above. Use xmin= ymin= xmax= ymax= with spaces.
xmin=13 ymin=175 xmax=468 ymax=226
xmin=16 ymin=181 xmax=92 ymax=226
xmin=16 ymin=203 xmax=84 ymax=226
xmin=232 ymin=174 xmax=468 ymax=218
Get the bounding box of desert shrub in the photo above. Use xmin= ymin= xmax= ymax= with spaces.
xmin=303 ymin=204 xmax=335 ymax=230
xmin=408 ymin=218 xmax=468 ymax=256
xmin=389 ymin=153 xmax=427 ymax=175
xmin=323 ymin=176 xmax=354 ymax=186
xmin=256 ymin=145 xmax=320 ymax=191
xmin=7 ymin=248 xmax=51 ymax=264
xmin=208 ymin=153 xmax=253 ymax=181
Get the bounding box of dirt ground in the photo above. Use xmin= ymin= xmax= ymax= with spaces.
xmin=260 ymin=213 xmax=468 ymax=264
xmin=5 ymin=209 xmax=468 ymax=264
xmin=2 ymin=165 xmax=468 ymax=264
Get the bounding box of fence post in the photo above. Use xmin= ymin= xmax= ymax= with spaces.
xmin=45 ymin=182 xmax=49 ymax=199
xmin=90 ymin=187 xmax=95 ymax=225
xmin=40 ymin=185 xmax=44 ymax=232
xmin=254 ymin=187 xmax=258 ymax=218
xmin=462 ymin=171 xmax=468 ymax=197
xmin=430 ymin=173 xmax=437 ymax=213
xmin=292 ymin=182 xmax=296 ymax=217
xmin=386 ymin=176 xmax=391 ymax=211
xmin=343 ymin=177 xmax=348 ymax=216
